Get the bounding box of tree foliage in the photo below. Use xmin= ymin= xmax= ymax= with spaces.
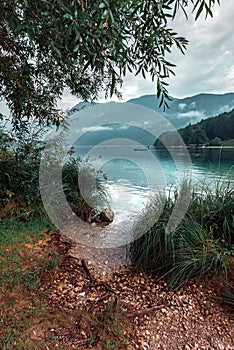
xmin=155 ymin=107 xmax=234 ymax=147
xmin=0 ymin=0 xmax=220 ymax=130
xmin=180 ymin=108 xmax=234 ymax=145
xmin=180 ymin=124 xmax=209 ymax=146
xmin=199 ymin=108 xmax=234 ymax=141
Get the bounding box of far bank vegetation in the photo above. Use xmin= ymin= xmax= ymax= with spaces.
xmin=154 ymin=108 xmax=234 ymax=147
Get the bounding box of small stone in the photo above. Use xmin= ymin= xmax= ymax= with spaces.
xmin=78 ymin=292 xmax=85 ymax=296
xmin=161 ymin=308 xmax=167 ymax=314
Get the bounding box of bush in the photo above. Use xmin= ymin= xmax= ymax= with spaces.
xmin=62 ymin=156 xmax=109 ymax=221
xmin=0 ymin=126 xmax=108 ymax=222
xmin=0 ymin=140 xmax=42 ymax=220
xmin=209 ymin=137 xmax=222 ymax=146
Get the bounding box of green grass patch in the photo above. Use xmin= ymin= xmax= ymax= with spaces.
xmin=83 ymin=299 xmax=130 ymax=350
xmin=0 ymin=299 xmax=48 ymax=350
xmin=0 ymin=217 xmax=53 ymax=244
xmin=0 ymin=218 xmax=61 ymax=349
xmin=0 ymin=219 xmax=59 ymax=291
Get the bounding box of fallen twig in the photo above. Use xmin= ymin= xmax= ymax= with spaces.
xmin=127 ymin=304 xmax=166 ymax=318
xmin=81 ymin=258 xmax=93 ymax=281
xmin=88 ymin=292 xmax=110 ymax=313
xmin=96 ymin=281 xmax=117 ymax=294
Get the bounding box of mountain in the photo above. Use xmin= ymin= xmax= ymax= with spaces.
xmin=127 ymin=93 xmax=234 ymax=129
xmin=69 ymin=92 xmax=234 ymax=147
xmin=70 ymin=93 xmax=234 ymax=130
xmin=74 ymin=122 xmax=155 ymax=148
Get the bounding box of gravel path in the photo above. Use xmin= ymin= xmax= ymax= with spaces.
xmin=43 ymin=232 xmax=234 ymax=350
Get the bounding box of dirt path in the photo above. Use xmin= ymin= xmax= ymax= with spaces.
xmin=41 ymin=231 xmax=234 ymax=350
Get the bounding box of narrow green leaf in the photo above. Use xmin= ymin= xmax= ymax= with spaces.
xmin=195 ymin=1 xmax=205 ymax=20
xmin=53 ymin=46 xmax=62 ymax=58
xmin=99 ymin=3 xmax=107 ymax=9
xmin=73 ymin=44 xmax=79 ymax=53
xmin=110 ymin=70 xmax=116 ymax=97
xmin=109 ymin=10 xmax=115 ymax=24
xmin=63 ymin=13 xmax=73 ymax=20
xmin=14 ymin=24 xmax=25 ymax=35
xmin=101 ymin=9 xmax=108 ymax=19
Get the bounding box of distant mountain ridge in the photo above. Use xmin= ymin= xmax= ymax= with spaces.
xmin=127 ymin=92 xmax=234 ymax=129
xmin=70 ymin=92 xmax=234 ymax=130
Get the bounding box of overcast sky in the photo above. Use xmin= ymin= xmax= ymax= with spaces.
xmin=59 ymin=0 xmax=234 ymax=110
xmin=1 ymin=0 xmax=233 ymax=116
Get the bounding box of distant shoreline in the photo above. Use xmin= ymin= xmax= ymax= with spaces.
xmin=203 ymin=146 xmax=234 ymax=149
xmin=156 ymin=145 xmax=234 ymax=150
xmin=189 ymin=145 xmax=234 ymax=149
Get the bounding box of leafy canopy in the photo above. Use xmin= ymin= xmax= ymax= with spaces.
xmin=0 ymin=0 xmax=220 ymax=130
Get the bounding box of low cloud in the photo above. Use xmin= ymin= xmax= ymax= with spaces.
xmin=178 ymin=103 xmax=187 ymax=111
xmin=217 ymin=103 xmax=234 ymax=114
xmin=177 ymin=111 xmax=205 ymax=121
xmin=78 ymin=125 xmax=114 ymax=134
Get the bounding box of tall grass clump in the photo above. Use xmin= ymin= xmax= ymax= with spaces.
xmin=190 ymin=179 xmax=234 ymax=245
xmin=129 ymin=178 xmax=234 ymax=287
xmin=221 ymin=289 xmax=234 ymax=313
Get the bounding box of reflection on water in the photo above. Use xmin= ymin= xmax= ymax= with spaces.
xmin=76 ymin=146 xmax=233 ymax=188
xmin=73 ymin=146 xmax=233 ymax=247
xmin=188 ymin=148 xmax=233 ymax=183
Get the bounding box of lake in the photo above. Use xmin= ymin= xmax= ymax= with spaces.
xmin=76 ymin=145 xmax=233 ymax=189
xmin=72 ymin=146 xmax=233 ymax=247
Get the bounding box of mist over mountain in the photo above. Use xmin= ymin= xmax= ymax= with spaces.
xmin=74 ymin=122 xmax=155 ymax=148
xmin=69 ymin=93 xmax=234 ymax=147
xmin=127 ymin=93 xmax=234 ymax=129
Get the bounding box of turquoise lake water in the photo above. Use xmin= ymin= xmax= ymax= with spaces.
xmin=74 ymin=146 xmax=233 ymax=241
xmin=76 ymin=146 xmax=233 ymax=189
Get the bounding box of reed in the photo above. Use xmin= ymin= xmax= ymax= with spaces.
xmin=129 ymin=178 xmax=234 ymax=287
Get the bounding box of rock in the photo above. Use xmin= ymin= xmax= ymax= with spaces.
xmin=89 ymin=208 xmax=114 ymax=225
xmin=99 ymin=208 xmax=114 ymax=222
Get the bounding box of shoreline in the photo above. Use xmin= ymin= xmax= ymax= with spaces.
xmin=202 ymin=145 xmax=234 ymax=149
xmin=156 ymin=145 xmax=234 ymax=149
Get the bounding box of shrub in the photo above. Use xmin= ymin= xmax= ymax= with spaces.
xmin=0 ymin=140 xmax=42 ymax=219
xmin=0 ymin=126 xmax=108 ymax=222
xmin=62 ymin=156 xmax=109 ymax=221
